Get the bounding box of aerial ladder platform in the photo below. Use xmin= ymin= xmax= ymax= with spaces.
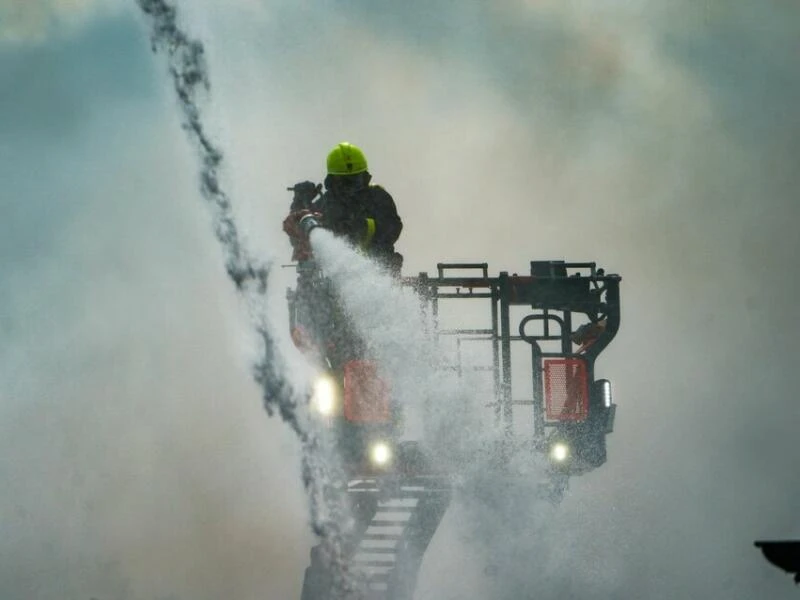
xmin=293 ymin=260 xmax=622 ymax=599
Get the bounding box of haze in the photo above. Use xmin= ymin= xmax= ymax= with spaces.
xmin=1 ymin=1 xmax=798 ymax=598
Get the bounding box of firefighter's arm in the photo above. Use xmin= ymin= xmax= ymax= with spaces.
xmin=365 ymin=187 xmax=402 ymax=248
xmin=343 ymin=214 xmax=375 ymax=249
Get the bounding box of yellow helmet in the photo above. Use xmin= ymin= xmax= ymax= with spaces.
xmin=326 ymin=142 xmax=368 ymax=175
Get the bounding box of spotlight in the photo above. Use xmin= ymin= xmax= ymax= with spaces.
xmin=598 ymin=379 xmax=613 ymax=408
xmin=311 ymin=375 xmax=338 ymax=416
xmin=368 ymin=441 xmax=393 ymax=467
xmin=550 ymin=442 xmax=570 ymax=463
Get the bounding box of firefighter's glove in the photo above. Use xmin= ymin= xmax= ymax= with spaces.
xmin=282 ymin=209 xmax=321 ymax=261
xmin=289 ymin=181 xmax=321 ymax=210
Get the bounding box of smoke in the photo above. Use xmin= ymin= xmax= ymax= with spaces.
xmin=0 ymin=111 xmax=314 ymax=599
xmin=2 ymin=0 xmax=799 ymax=598
xmin=0 ymin=0 xmax=122 ymax=42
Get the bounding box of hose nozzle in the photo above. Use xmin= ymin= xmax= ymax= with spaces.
xmin=299 ymin=214 xmax=321 ymax=237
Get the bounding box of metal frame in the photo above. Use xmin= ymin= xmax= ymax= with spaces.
xmin=402 ymin=260 xmax=621 ymax=444
xmin=295 ymin=259 xmax=622 ymax=600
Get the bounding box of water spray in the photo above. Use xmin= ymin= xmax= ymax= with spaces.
xmin=134 ymin=1 xmax=364 ymax=597
xmin=308 ymin=229 xmax=484 ymax=469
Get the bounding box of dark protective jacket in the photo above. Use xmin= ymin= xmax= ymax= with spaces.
xmin=312 ymin=184 xmax=403 ymax=262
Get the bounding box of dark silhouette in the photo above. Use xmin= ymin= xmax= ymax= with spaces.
xmin=755 ymin=540 xmax=800 ymax=584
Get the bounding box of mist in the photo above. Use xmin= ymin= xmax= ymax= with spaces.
xmin=2 ymin=1 xmax=799 ymax=599
xmin=0 ymin=14 xmax=313 ymax=599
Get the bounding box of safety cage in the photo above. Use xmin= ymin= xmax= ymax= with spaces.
xmin=401 ymin=261 xmax=621 ymax=471
xmin=292 ymin=259 xmax=622 ymax=600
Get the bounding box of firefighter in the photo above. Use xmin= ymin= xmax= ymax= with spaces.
xmin=286 ymin=142 xmax=404 ymax=274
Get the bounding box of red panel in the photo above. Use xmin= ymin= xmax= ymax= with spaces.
xmin=543 ymin=358 xmax=589 ymax=421
xmin=343 ymin=360 xmax=391 ymax=423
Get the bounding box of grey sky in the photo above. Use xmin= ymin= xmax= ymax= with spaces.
xmin=2 ymin=1 xmax=799 ymax=598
